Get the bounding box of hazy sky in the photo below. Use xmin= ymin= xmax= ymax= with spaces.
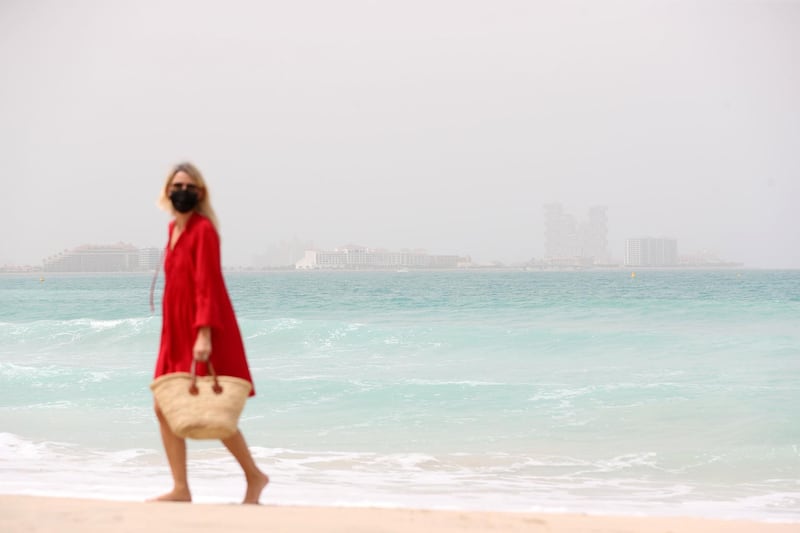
xmin=2 ymin=0 xmax=798 ymax=267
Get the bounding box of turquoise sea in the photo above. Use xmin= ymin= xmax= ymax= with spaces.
xmin=0 ymin=270 xmax=798 ymax=521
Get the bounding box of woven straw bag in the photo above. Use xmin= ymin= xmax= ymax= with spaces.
xmin=150 ymin=359 xmax=252 ymax=440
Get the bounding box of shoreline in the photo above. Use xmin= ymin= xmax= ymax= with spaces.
xmin=0 ymin=496 xmax=798 ymax=533
xmin=7 ymin=265 xmax=800 ymax=279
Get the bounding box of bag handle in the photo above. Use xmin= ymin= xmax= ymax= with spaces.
xmin=189 ymin=359 xmax=224 ymax=395
xmin=149 ymin=249 xmax=166 ymax=314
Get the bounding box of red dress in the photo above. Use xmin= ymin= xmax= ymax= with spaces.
xmin=154 ymin=213 xmax=255 ymax=396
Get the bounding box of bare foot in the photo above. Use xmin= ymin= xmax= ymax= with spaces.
xmin=243 ymin=472 xmax=269 ymax=504
xmin=147 ymin=488 xmax=192 ymax=503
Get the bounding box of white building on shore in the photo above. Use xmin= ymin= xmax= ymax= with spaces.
xmin=41 ymin=244 xmax=164 ymax=272
xmin=625 ymin=237 xmax=678 ymax=266
xmin=138 ymin=247 xmax=163 ymax=271
xmin=296 ymin=246 xmax=467 ymax=270
xmin=43 ymin=243 xmax=141 ymax=272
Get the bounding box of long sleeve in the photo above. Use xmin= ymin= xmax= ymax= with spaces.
xmin=192 ymin=218 xmax=225 ymax=331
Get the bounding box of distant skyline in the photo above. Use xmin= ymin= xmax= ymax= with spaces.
xmin=5 ymin=203 xmax=747 ymax=267
xmin=7 ymin=224 xmax=747 ymax=269
xmin=2 ymin=1 xmax=798 ymax=268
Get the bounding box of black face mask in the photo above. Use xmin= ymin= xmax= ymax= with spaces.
xmin=169 ymin=189 xmax=199 ymax=213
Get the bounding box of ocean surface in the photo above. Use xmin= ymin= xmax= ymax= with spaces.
xmin=1 ymin=270 xmax=798 ymax=521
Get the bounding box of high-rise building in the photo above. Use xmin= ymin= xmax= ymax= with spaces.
xmin=544 ymin=203 xmax=577 ymax=258
xmin=582 ymin=206 xmax=609 ymax=263
xmin=544 ymin=203 xmax=608 ymax=264
xmin=625 ymin=238 xmax=678 ymax=266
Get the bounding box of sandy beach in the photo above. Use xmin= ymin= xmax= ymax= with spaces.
xmin=0 ymin=496 xmax=797 ymax=533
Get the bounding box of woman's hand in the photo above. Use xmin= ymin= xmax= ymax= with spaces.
xmin=193 ymin=327 xmax=212 ymax=361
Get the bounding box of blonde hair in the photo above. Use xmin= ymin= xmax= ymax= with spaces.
xmin=158 ymin=162 xmax=219 ymax=230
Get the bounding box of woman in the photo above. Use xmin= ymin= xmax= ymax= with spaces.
xmin=151 ymin=162 xmax=268 ymax=504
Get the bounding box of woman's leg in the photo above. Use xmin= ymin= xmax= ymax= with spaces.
xmin=149 ymin=403 xmax=192 ymax=502
xmin=221 ymin=430 xmax=269 ymax=504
